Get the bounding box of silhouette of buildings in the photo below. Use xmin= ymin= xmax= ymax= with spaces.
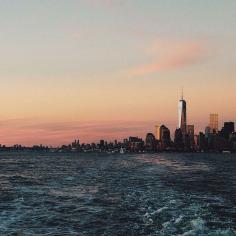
xmin=0 ymin=92 xmax=235 ymax=154
xmin=145 ymin=133 xmax=157 ymax=152
xmin=229 ymin=133 xmax=236 ymax=151
xmin=198 ymin=132 xmax=206 ymax=151
xmin=221 ymin=122 xmax=235 ymax=140
xmin=159 ymin=125 xmax=171 ymax=149
xmin=174 ymin=128 xmax=184 ymax=151
xmin=127 ymin=137 xmax=144 ymax=152
xmin=187 ymin=125 xmax=195 ymax=148
xmin=205 ymin=126 xmax=211 ymax=139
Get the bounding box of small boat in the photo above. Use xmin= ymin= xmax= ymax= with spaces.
xmin=120 ymin=147 xmax=125 ymax=154
xmin=222 ymin=150 xmax=231 ymax=154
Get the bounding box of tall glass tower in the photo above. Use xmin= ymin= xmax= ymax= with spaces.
xmin=209 ymin=114 xmax=218 ymax=133
xmin=178 ymin=91 xmax=187 ymax=136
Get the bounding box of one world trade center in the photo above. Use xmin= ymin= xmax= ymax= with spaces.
xmin=178 ymin=91 xmax=187 ymax=138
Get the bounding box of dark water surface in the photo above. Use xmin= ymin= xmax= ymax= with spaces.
xmin=0 ymin=152 xmax=235 ymax=235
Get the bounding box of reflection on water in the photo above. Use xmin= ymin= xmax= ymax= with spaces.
xmin=0 ymin=152 xmax=235 ymax=235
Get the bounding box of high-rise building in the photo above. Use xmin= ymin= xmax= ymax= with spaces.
xmin=155 ymin=125 xmax=170 ymax=144
xmin=205 ymin=126 xmax=211 ymax=138
xmin=145 ymin=133 xmax=156 ymax=152
xmin=178 ymin=92 xmax=187 ymax=139
xmin=187 ymin=125 xmax=194 ymax=136
xmin=160 ymin=125 xmax=171 ymax=149
xmin=187 ymin=125 xmax=195 ymax=147
xmin=221 ymin=122 xmax=235 ymax=140
xmin=128 ymin=137 xmax=144 ymax=152
xmin=194 ymin=135 xmax=199 ymax=150
xmin=209 ymin=114 xmax=218 ymax=133
xmin=71 ymin=139 xmax=80 ymax=149
xmin=229 ymin=132 xmax=236 ymax=151
xmin=100 ymin=140 xmax=105 ymax=148
xmin=174 ymin=128 xmax=184 ymax=150
xmin=155 ymin=125 xmax=161 ymax=140
xmin=198 ymin=132 xmax=206 ymax=151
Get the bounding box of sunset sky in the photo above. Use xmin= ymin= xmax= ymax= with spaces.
xmin=0 ymin=0 xmax=236 ymax=146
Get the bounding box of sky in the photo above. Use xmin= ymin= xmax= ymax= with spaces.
xmin=0 ymin=0 xmax=235 ymax=146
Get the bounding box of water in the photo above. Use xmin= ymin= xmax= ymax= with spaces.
xmin=0 ymin=152 xmax=235 ymax=235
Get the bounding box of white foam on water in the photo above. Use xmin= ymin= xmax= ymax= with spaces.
xmin=190 ymin=217 xmax=205 ymax=232
xmin=177 ymin=218 xmax=206 ymax=236
xmin=174 ymin=215 xmax=184 ymax=224
xmin=169 ymin=199 xmax=177 ymax=204
xmin=162 ymin=220 xmax=171 ymax=228
xmin=143 ymin=212 xmax=154 ymax=225
xmin=150 ymin=206 xmax=168 ymax=215
xmin=179 ymin=229 xmax=195 ymax=236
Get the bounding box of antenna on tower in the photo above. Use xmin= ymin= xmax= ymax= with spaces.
xmin=181 ymin=87 xmax=184 ymax=100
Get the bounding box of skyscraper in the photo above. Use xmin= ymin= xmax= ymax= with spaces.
xmin=155 ymin=125 xmax=171 ymax=148
xmin=178 ymin=91 xmax=187 ymax=137
xmin=205 ymin=126 xmax=211 ymax=138
xmin=187 ymin=125 xmax=195 ymax=147
xmin=174 ymin=128 xmax=184 ymax=150
xmin=160 ymin=125 xmax=171 ymax=148
xmin=155 ymin=125 xmax=161 ymax=140
xmin=221 ymin=122 xmax=235 ymax=140
xmin=209 ymin=114 xmax=219 ymax=133
xmin=187 ymin=125 xmax=194 ymax=136
xmin=145 ymin=133 xmax=156 ymax=152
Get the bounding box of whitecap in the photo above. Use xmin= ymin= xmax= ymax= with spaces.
xmin=150 ymin=206 xmax=168 ymax=215
xmin=190 ymin=217 xmax=205 ymax=232
xmin=174 ymin=215 xmax=184 ymax=224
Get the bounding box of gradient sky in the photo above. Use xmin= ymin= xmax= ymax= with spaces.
xmin=0 ymin=0 xmax=236 ymax=146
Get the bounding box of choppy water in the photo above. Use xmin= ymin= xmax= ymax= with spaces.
xmin=0 ymin=152 xmax=235 ymax=236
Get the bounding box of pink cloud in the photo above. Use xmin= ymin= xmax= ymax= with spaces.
xmin=129 ymin=40 xmax=210 ymax=76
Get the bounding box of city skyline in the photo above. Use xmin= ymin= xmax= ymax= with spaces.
xmin=1 ymin=2 xmax=236 ymax=235
xmin=0 ymin=1 xmax=236 ymax=145
xmin=0 ymin=93 xmax=235 ymax=147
